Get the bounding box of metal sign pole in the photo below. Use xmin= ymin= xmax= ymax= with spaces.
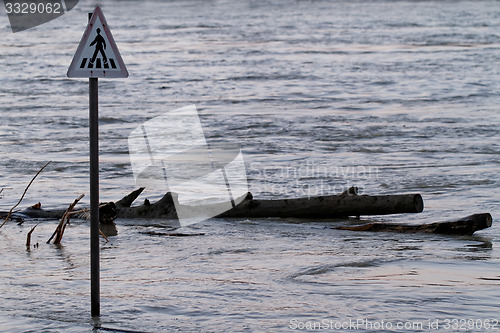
xmin=68 ymin=6 xmax=128 ymax=317
xmin=88 ymin=9 xmax=100 ymax=319
xmin=89 ymin=77 xmax=100 ymax=317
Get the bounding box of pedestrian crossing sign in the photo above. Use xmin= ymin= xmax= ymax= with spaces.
xmin=67 ymin=6 xmax=128 ymax=78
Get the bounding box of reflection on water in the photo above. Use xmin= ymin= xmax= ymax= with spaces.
xmin=0 ymin=0 xmax=499 ymax=331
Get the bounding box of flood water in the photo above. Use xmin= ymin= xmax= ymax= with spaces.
xmin=0 ymin=0 xmax=499 ymax=332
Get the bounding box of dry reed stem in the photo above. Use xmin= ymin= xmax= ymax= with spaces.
xmin=99 ymin=229 xmax=109 ymax=242
xmin=26 ymin=223 xmax=38 ymax=247
xmin=47 ymin=194 xmax=84 ymax=244
xmin=0 ymin=161 xmax=51 ymax=229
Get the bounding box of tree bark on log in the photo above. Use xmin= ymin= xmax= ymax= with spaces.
xmin=8 ymin=187 xmax=423 ymax=220
xmin=114 ymin=187 xmax=423 ymax=219
xmin=219 ymin=192 xmax=424 ymax=218
xmin=14 ymin=202 xmax=117 ymax=224
xmin=115 ymin=189 xmax=178 ymax=219
xmin=336 ymin=213 xmax=492 ymax=235
xmin=2 ymin=188 xmax=493 ymax=236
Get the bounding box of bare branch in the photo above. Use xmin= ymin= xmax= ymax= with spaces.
xmin=0 ymin=161 xmax=51 ymax=229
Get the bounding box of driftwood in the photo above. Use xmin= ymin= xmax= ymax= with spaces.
xmin=47 ymin=194 xmax=85 ymax=244
xmin=336 ymin=213 xmax=492 ymax=235
xmin=141 ymin=231 xmax=206 ymax=237
xmin=9 ymin=187 xmax=423 ymax=220
xmin=112 ymin=187 xmax=423 ymax=219
xmin=26 ymin=224 xmax=38 ymax=247
xmin=14 ymin=201 xmax=117 ymax=224
xmin=222 ymin=191 xmax=423 ymax=219
xmin=115 ymin=188 xmax=177 ymax=219
xmin=0 ymin=187 xmax=493 ymax=236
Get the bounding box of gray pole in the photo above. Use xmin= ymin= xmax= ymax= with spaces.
xmin=88 ymin=10 xmax=100 ymax=318
xmin=89 ymin=77 xmax=100 ymax=317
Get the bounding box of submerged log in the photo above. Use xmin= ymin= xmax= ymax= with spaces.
xmin=336 ymin=213 xmax=493 ymax=235
xmin=115 ymin=187 xmax=423 ymax=219
xmin=141 ymin=231 xmax=206 ymax=237
xmin=2 ymin=188 xmax=492 ymax=236
xmin=16 ymin=202 xmax=117 ymax=224
xmin=11 ymin=187 xmax=423 ymax=220
xmin=116 ymin=190 xmax=178 ymax=219
xmin=220 ymin=190 xmax=424 ymax=218
xmin=115 ymin=187 xmax=145 ymax=208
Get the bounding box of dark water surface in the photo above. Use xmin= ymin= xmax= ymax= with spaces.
xmin=0 ymin=0 xmax=499 ymax=332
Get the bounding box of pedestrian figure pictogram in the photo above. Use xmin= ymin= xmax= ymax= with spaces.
xmin=80 ymin=27 xmax=117 ymax=69
xmin=90 ymin=28 xmax=107 ymax=66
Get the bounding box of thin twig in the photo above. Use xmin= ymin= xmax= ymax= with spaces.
xmin=0 ymin=161 xmax=51 ymax=229
xmin=47 ymin=194 xmax=84 ymax=244
xmin=26 ymin=223 xmax=39 ymax=247
xmin=0 ymin=187 xmax=9 ymax=198
xmin=67 ymin=203 xmax=110 ymax=219
xmin=99 ymin=229 xmax=109 ymax=242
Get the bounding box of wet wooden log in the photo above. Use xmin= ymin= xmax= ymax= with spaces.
xmin=113 ymin=188 xmax=423 ymax=219
xmin=141 ymin=231 xmax=205 ymax=237
xmin=116 ymin=190 xmax=178 ymax=219
xmin=12 ymin=187 xmax=423 ymax=220
xmin=336 ymin=213 xmax=492 ymax=235
xmin=11 ymin=201 xmax=117 ymax=223
xmin=219 ymin=190 xmax=424 ymax=218
xmin=115 ymin=187 xmax=145 ymax=208
xmin=114 ymin=187 xmax=423 ymax=219
xmin=3 ymin=188 xmax=492 ymax=236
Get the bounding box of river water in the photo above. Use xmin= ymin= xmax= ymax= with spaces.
xmin=0 ymin=0 xmax=499 ymax=332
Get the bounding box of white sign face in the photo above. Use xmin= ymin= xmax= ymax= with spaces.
xmin=67 ymin=6 xmax=128 ymax=78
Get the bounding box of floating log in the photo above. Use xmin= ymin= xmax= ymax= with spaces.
xmin=13 ymin=201 xmax=117 ymax=223
xmin=3 ymin=188 xmax=493 ymax=236
xmin=336 ymin=213 xmax=492 ymax=235
xmin=12 ymin=187 xmax=423 ymax=220
xmin=141 ymin=231 xmax=205 ymax=237
xmin=114 ymin=187 xmax=423 ymax=219
xmin=115 ymin=190 xmax=178 ymax=219
xmin=220 ymin=190 xmax=424 ymax=219
xmin=115 ymin=187 xmax=145 ymax=208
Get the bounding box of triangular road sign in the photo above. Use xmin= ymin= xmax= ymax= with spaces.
xmin=67 ymin=6 xmax=128 ymax=78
